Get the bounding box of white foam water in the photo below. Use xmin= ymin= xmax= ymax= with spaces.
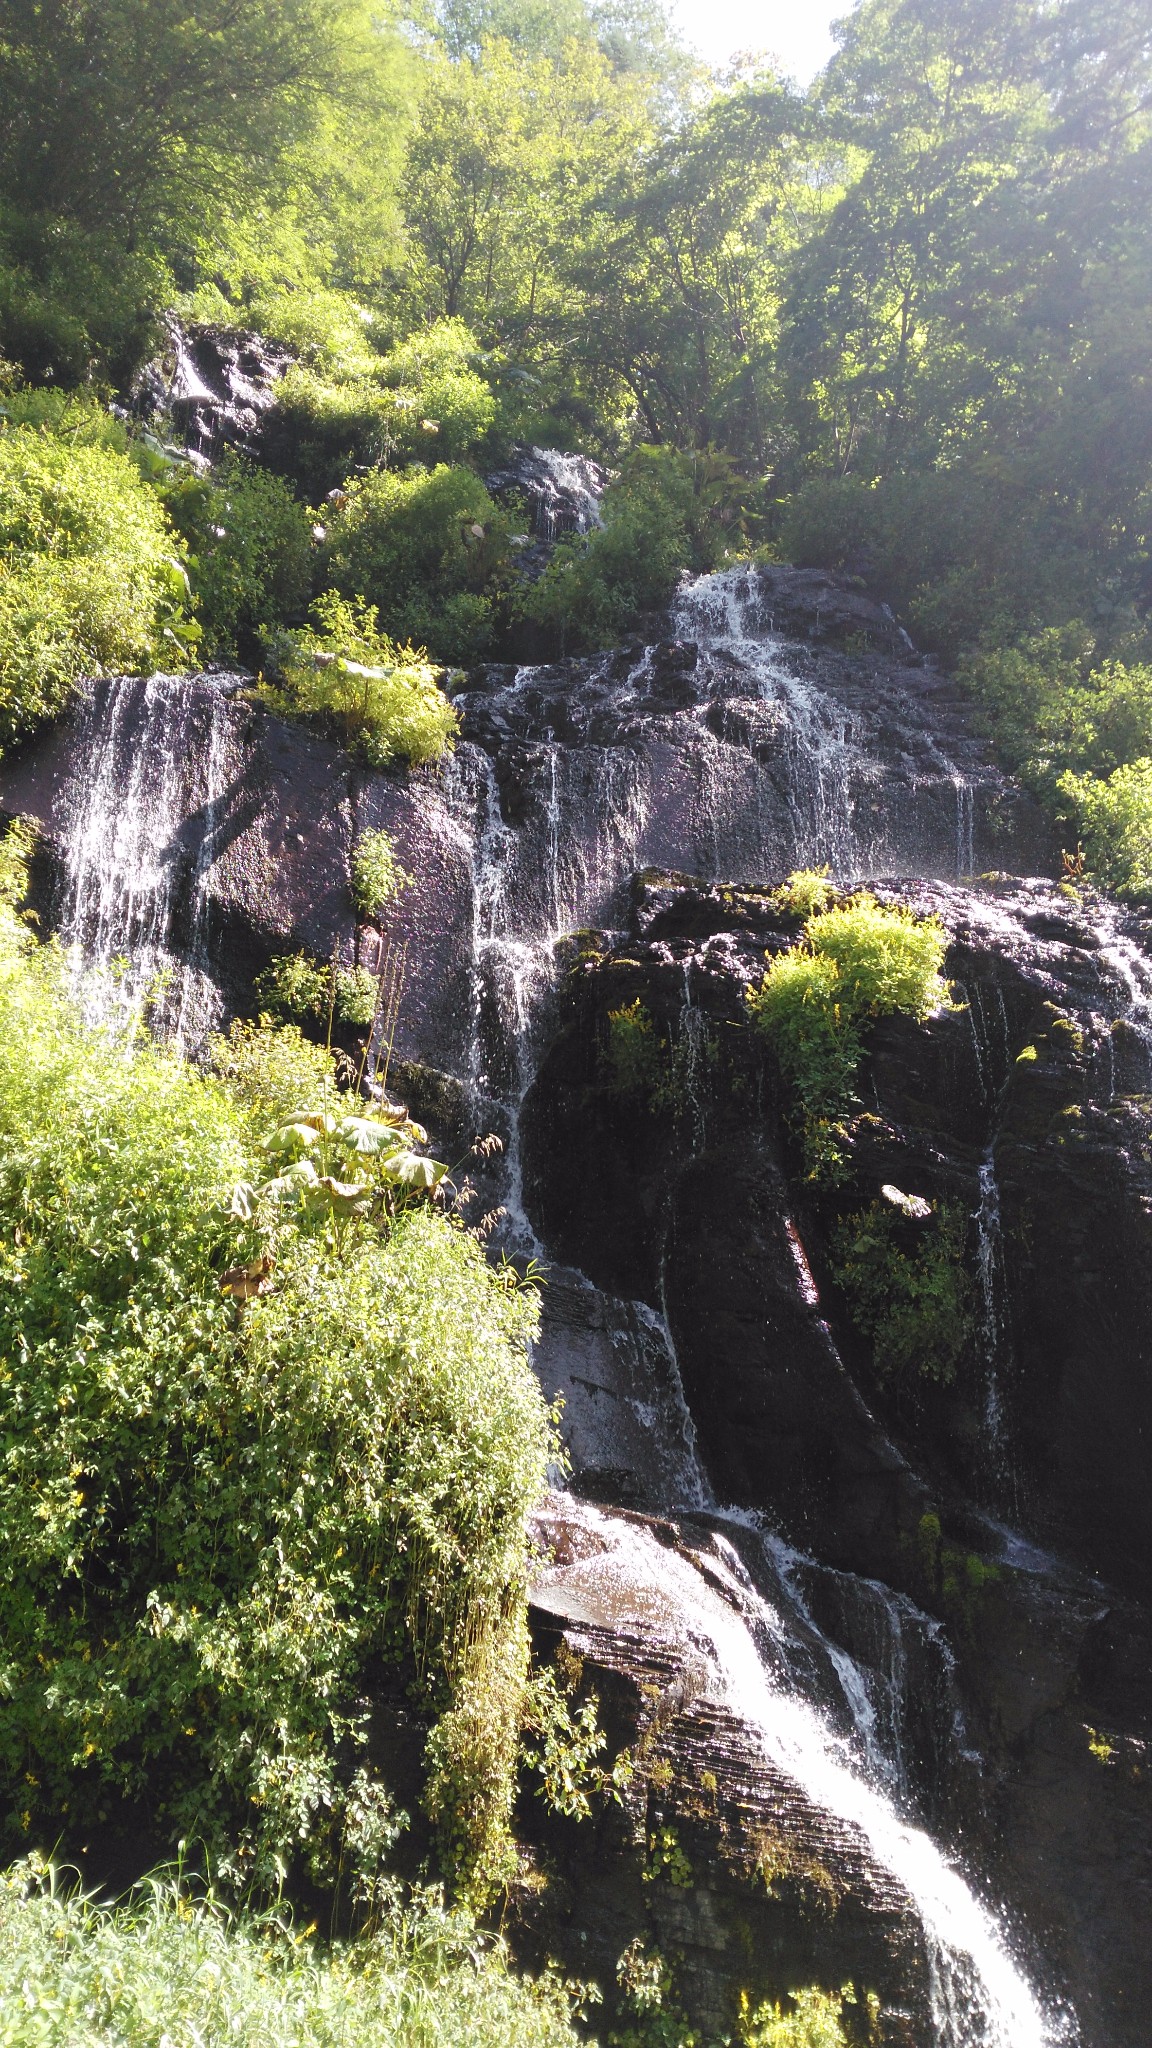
xmin=538 ymin=1499 xmax=1069 ymax=2048
xmin=59 ymin=673 xmax=234 ymax=1048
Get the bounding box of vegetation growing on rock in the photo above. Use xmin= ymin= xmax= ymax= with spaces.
xmin=747 ymin=892 xmax=950 ymax=1176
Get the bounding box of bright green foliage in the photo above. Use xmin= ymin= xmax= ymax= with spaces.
xmin=748 ymin=895 xmax=948 ymax=1176
xmin=248 ymin=287 xmax=383 ymax=381
xmin=159 ymin=456 xmax=313 ymax=658
xmin=738 ymin=1983 xmax=877 ymax=2048
xmin=0 ymin=849 xmax=548 ymax=1900
xmin=352 ymin=828 xmax=413 ymax=920
xmin=772 ymin=869 xmax=834 ymax=918
xmin=830 ymin=1202 xmax=974 ymax=1385
xmin=253 ymin=951 xmax=331 ymax=1020
xmin=323 ymin=467 xmax=513 ymax=665
xmin=252 ymin=949 xmax=391 ymax=1030
xmin=0 ymin=428 xmax=194 ymax=751
xmin=257 ymin=312 xmax=493 ymax=500
xmin=208 ymin=1016 xmax=338 ymax=1132
xmin=263 ymin=592 xmax=458 ymax=766
xmin=0 ymin=1858 xmax=583 ymax=2048
xmin=378 ymin=321 xmax=497 ymax=463
xmin=604 ymin=1000 xmax=664 ymax=1097
xmin=1057 ymin=760 xmax=1152 ymax=900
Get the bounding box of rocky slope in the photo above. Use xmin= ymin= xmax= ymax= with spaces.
xmin=2 ymin=562 xmax=1148 ymax=2045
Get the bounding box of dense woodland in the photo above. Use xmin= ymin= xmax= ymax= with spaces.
xmin=0 ymin=2 xmax=1151 ymax=2043
xmin=3 ymin=0 xmax=1152 ymax=868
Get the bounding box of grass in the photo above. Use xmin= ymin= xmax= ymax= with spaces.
xmin=0 ymin=1858 xmax=584 ymax=2048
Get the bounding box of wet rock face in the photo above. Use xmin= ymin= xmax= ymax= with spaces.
xmin=523 ymin=1495 xmax=932 ymax=2044
xmin=131 ymin=317 xmax=291 ymax=464
xmin=523 ymin=869 xmax=1152 ymax=1599
xmin=519 ymin=870 xmax=1152 ymax=2047
xmin=484 ymin=444 xmax=608 ymax=541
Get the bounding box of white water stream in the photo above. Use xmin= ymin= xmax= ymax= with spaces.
xmin=538 ymin=1500 xmax=1066 ymax=2048
xmin=59 ymin=672 xmax=234 ymax=1048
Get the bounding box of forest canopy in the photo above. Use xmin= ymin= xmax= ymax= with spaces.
xmin=1 ymin=0 xmax=1151 ymax=822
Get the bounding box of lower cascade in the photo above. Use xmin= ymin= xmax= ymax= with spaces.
xmin=13 ymin=558 xmax=1152 ymax=2046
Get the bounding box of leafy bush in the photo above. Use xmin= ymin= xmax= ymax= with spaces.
xmin=738 ymin=1983 xmax=877 ymax=2048
xmin=603 ymin=999 xmax=669 ymax=1101
xmin=253 ymin=948 xmax=392 ymax=1030
xmin=1057 ymin=759 xmax=1152 ymax=899
xmin=323 ymin=465 xmax=513 ymax=665
xmin=0 ymin=383 xmax=127 ymax=449
xmin=829 ymin=1201 xmax=973 ymax=1385
xmin=378 ymin=320 xmax=496 ymax=463
xmin=159 ymin=455 xmax=313 ymax=657
xmin=0 ymin=428 xmax=194 ymax=749
xmin=0 ymin=850 xmax=549 ymax=1901
xmin=247 ymin=287 xmax=383 ymax=381
xmin=262 ymin=592 xmax=458 ymax=766
xmin=771 ymin=868 xmax=834 ymax=918
xmin=352 ymin=827 xmax=413 ymax=920
xmin=253 ymin=307 xmax=494 ymax=499
xmin=748 ymin=895 xmax=949 ymax=1176
xmin=208 ymin=1015 xmax=338 ymax=1131
xmin=0 ymin=1858 xmax=583 ymax=2048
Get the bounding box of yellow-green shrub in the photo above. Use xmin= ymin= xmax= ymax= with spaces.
xmin=263 ymin=591 xmax=458 ymax=766
xmin=0 ymin=428 xmax=191 ymax=748
xmin=748 ymin=895 xmax=948 ymax=1176
xmin=0 ymin=845 xmax=548 ymax=1902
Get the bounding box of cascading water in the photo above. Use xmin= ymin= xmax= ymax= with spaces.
xmin=59 ymin=672 xmax=236 ymax=1048
xmin=434 ymin=609 xmax=1070 ymax=2048
xmin=537 ymin=1499 xmax=1068 ymax=2048
xmin=42 ymin=568 xmax=1078 ymax=2044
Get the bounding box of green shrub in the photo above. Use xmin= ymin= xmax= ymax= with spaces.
xmin=748 ymin=895 xmax=949 ymax=1176
xmin=262 ymin=591 xmax=458 ymax=767
xmin=208 ymin=1015 xmax=338 ymax=1131
xmin=323 ymin=465 xmax=513 ymax=666
xmin=0 ymin=383 xmax=127 ymax=449
xmin=829 ymin=1201 xmax=973 ymax=1385
xmin=603 ymin=999 xmax=669 ymax=1101
xmin=159 ymin=455 xmax=313 ymax=657
xmin=771 ymin=868 xmax=834 ymax=918
xmin=247 ymin=287 xmax=383 ymax=381
xmin=1057 ymin=758 xmax=1152 ymax=898
xmin=0 ymin=427 xmax=193 ymax=749
xmin=252 ymin=948 xmax=388 ymax=1029
xmin=253 ymin=308 xmax=494 ymax=500
xmin=378 ymin=319 xmax=496 ymax=464
xmin=0 ymin=1858 xmax=583 ymax=2048
xmin=738 ymin=1983 xmax=877 ymax=2048
xmin=0 ymin=846 xmax=549 ymax=1901
xmin=351 ymin=827 xmax=412 ymax=920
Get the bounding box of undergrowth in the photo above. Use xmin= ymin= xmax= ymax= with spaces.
xmin=0 ymin=834 xmax=548 ymax=1904
xmin=0 ymin=1857 xmax=585 ymax=2048
xmin=261 ymin=590 xmax=458 ymax=766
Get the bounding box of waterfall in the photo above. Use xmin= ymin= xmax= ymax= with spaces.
xmin=438 ymin=634 xmax=1067 ymax=2048
xmin=58 ymin=672 xmax=235 ymax=1049
xmin=41 ymin=572 xmax=1076 ymax=2043
xmin=537 ymin=1499 xmax=1068 ymax=2048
